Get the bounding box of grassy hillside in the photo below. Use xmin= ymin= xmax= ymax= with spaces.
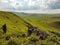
xmin=0 ymin=11 xmax=60 ymax=45
xmin=16 ymin=13 xmax=60 ymax=45
xmin=0 ymin=11 xmax=28 ymax=33
xmin=20 ymin=14 xmax=60 ymax=32
xmin=0 ymin=11 xmax=29 ymax=45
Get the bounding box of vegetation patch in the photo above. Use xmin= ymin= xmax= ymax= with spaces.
xmin=50 ymin=21 xmax=60 ymax=29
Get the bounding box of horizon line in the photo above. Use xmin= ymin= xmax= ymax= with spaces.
xmin=0 ymin=9 xmax=60 ymax=14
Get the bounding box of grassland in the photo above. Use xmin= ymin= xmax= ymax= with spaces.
xmin=0 ymin=11 xmax=28 ymax=45
xmin=0 ymin=11 xmax=60 ymax=45
xmin=17 ymin=13 xmax=60 ymax=45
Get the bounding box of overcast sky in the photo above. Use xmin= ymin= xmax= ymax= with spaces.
xmin=0 ymin=0 xmax=60 ymax=13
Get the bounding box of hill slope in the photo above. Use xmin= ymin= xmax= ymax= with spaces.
xmin=0 ymin=12 xmax=60 ymax=45
xmin=16 ymin=13 xmax=60 ymax=45
xmin=0 ymin=11 xmax=29 ymax=45
xmin=0 ymin=11 xmax=28 ymax=34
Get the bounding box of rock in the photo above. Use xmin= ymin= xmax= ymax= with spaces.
xmin=2 ymin=24 xmax=7 ymax=33
xmin=5 ymin=36 xmax=10 ymax=40
xmin=27 ymin=25 xmax=34 ymax=36
xmin=39 ymin=32 xmax=47 ymax=40
xmin=34 ymin=27 xmax=47 ymax=40
xmin=27 ymin=29 xmax=33 ymax=36
xmin=27 ymin=24 xmax=48 ymax=40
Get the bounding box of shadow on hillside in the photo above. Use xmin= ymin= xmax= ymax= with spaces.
xmin=50 ymin=21 xmax=60 ymax=29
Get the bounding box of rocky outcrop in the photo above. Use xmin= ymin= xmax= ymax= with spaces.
xmin=27 ymin=24 xmax=48 ymax=40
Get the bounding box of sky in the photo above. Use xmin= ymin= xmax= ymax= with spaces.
xmin=0 ymin=0 xmax=60 ymax=13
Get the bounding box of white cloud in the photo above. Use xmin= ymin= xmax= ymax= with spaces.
xmin=10 ymin=1 xmax=24 ymax=9
xmin=10 ymin=2 xmax=18 ymax=9
xmin=28 ymin=0 xmax=36 ymax=6
xmin=24 ymin=0 xmax=28 ymax=2
xmin=0 ymin=0 xmax=8 ymax=3
xmin=0 ymin=0 xmax=60 ymax=10
xmin=9 ymin=0 xmax=15 ymax=2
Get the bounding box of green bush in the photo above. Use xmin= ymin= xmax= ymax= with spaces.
xmin=7 ymin=40 xmax=19 ymax=45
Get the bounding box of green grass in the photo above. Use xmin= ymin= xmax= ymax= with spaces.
xmin=0 ymin=11 xmax=60 ymax=45
xmin=0 ymin=11 xmax=28 ymax=45
xmin=18 ymin=13 xmax=60 ymax=45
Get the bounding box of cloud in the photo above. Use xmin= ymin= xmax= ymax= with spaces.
xmin=0 ymin=0 xmax=8 ymax=3
xmin=0 ymin=0 xmax=60 ymax=10
xmin=48 ymin=0 xmax=60 ymax=9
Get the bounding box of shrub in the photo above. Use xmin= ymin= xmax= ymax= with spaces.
xmin=7 ymin=40 xmax=19 ymax=45
xmin=5 ymin=36 xmax=10 ymax=40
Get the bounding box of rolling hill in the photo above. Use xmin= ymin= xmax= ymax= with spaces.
xmin=0 ymin=11 xmax=29 ymax=45
xmin=0 ymin=11 xmax=29 ymax=34
xmin=15 ymin=13 xmax=60 ymax=45
xmin=0 ymin=11 xmax=60 ymax=45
